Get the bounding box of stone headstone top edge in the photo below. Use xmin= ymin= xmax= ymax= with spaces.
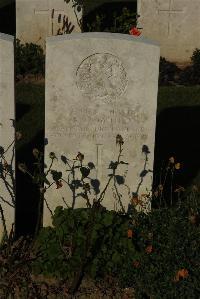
xmin=0 ymin=33 xmax=14 ymax=42
xmin=46 ymin=32 xmax=160 ymax=47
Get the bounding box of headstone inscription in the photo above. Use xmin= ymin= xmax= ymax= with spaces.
xmin=0 ymin=33 xmax=15 ymax=241
xmin=44 ymin=32 xmax=160 ymax=227
xmin=137 ymin=0 xmax=200 ymax=65
xmin=16 ymin=0 xmax=82 ymax=47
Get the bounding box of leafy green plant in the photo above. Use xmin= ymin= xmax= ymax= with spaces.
xmin=191 ymin=48 xmax=200 ymax=76
xmin=178 ymin=65 xmax=195 ymax=85
xmin=3 ymin=131 xmax=200 ymax=297
xmin=178 ymin=48 xmax=200 ymax=85
xmin=15 ymin=39 xmax=45 ymax=79
xmin=119 ymin=187 xmax=200 ymax=298
xmin=18 ymin=134 xmax=151 ymax=295
xmin=31 ymin=207 xmax=139 ymax=292
xmin=86 ymin=7 xmax=138 ymax=34
xmin=30 ymin=185 xmax=200 ymax=298
xmin=159 ymin=57 xmax=180 ymax=86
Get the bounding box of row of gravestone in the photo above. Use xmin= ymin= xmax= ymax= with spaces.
xmin=15 ymin=0 xmax=200 ymax=65
xmin=0 ymin=32 xmax=160 ymax=241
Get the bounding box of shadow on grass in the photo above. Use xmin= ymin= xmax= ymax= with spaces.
xmin=154 ymin=106 xmax=200 ymax=191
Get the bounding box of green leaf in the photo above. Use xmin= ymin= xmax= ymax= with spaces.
xmin=112 ymin=252 xmax=121 ymax=263
xmin=102 ymin=213 xmax=114 ymax=227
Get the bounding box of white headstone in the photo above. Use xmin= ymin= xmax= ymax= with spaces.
xmin=44 ymin=33 xmax=160 ymax=226
xmin=0 ymin=33 xmax=15 ymax=241
xmin=138 ymin=0 xmax=200 ymax=65
xmin=16 ymin=0 xmax=82 ymax=48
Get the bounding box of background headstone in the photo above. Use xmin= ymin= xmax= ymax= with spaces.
xmin=0 ymin=33 xmax=15 ymax=241
xmin=44 ymin=32 xmax=160 ymax=227
xmin=16 ymin=0 xmax=82 ymax=48
xmin=138 ymin=0 xmax=200 ymax=66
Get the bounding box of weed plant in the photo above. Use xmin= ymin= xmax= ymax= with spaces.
xmin=0 ymin=131 xmax=197 ymax=298
xmin=9 ymin=136 xmax=199 ymax=297
xmin=160 ymin=48 xmax=200 ymax=86
xmin=15 ymin=39 xmax=45 ymax=79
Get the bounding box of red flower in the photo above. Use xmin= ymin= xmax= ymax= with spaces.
xmin=56 ymin=180 xmax=63 ymax=189
xmin=129 ymin=27 xmax=141 ymax=36
xmin=174 ymin=269 xmax=189 ymax=282
xmin=127 ymin=229 xmax=133 ymax=239
xmin=145 ymin=245 xmax=153 ymax=254
xmin=133 ymin=260 xmax=140 ymax=268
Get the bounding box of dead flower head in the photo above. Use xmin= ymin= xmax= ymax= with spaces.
xmin=76 ymin=152 xmax=84 ymax=162
xmin=3 ymin=160 xmax=9 ymax=170
xmin=169 ymin=156 xmax=175 ymax=164
xmin=154 ymin=190 xmax=159 ymax=198
xmin=145 ymin=245 xmax=153 ymax=254
xmin=174 ymin=269 xmax=189 ymax=282
xmin=131 ymin=195 xmax=140 ymax=206
xmin=192 ymin=185 xmax=199 ymax=192
xmin=32 ymin=148 xmax=40 ymax=158
xmin=18 ymin=163 xmax=27 ymax=173
xmin=127 ymin=229 xmax=133 ymax=239
xmin=16 ymin=131 xmax=22 ymax=141
xmin=49 ymin=152 xmax=56 ymax=159
xmin=175 ymin=163 xmax=181 ymax=170
xmin=116 ymin=134 xmax=124 ymax=146
xmin=133 ymin=260 xmax=140 ymax=268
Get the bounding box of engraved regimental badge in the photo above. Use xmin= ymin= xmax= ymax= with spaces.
xmin=76 ymin=53 xmax=128 ymax=101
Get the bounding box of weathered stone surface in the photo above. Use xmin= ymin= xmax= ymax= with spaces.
xmin=0 ymin=33 xmax=15 ymax=241
xmin=44 ymin=33 xmax=160 ymax=226
xmin=16 ymin=0 xmax=82 ymax=48
xmin=138 ymin=0 xmax=200 ymax=65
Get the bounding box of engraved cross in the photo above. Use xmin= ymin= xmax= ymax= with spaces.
xmin=158 ymin=0 xmax=184 ymax=36
xmin=96 ymin=144 xmax=103 ymax=179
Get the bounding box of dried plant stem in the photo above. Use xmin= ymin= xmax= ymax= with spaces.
xmin=0 ymin=204 xmax=8 ymax=242
xmin=34 ymin=193 xmax=43 ymax=238
xmin=98 ymin=144 xmax=123 ymax=204
xmin=170 ymin=169 xmax=174 ymax=206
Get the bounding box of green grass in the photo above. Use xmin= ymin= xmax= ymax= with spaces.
xmin=16 ymin=82 xmax=200 ymax=148
xmin=157 ymin=85 xmax=200 ymax=113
